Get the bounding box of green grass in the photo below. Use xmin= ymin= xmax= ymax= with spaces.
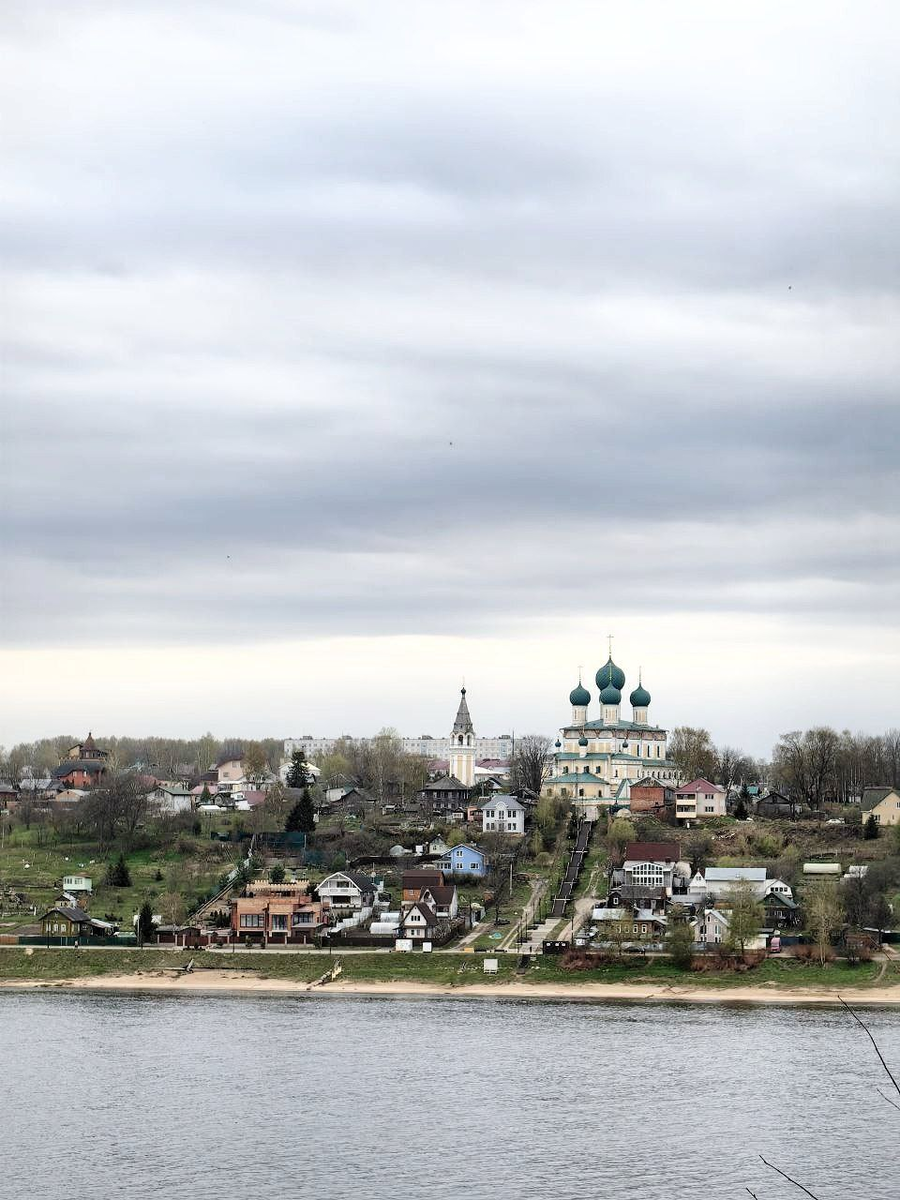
xmin=0 ymin=831 xmax=233 ymax=927
xmin=0 ymin=947 xmax=890 ymax=990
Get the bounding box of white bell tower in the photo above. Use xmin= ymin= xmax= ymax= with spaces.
xmin=449 ymin=686 xmax=476 ymax=787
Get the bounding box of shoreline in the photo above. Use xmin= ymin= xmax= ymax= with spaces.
xmin=3 ymin=970 xmax=900 ymax=1006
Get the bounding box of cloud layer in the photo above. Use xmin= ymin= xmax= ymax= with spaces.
xmin=2 ymin=2 xmax=898 ymax=748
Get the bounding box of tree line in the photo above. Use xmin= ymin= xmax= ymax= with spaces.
xmin=669 ymin=724 xmax=900 ymax=804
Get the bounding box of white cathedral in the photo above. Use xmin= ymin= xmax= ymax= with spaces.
xmin=543 ymin=651 xmax=678 ymax=816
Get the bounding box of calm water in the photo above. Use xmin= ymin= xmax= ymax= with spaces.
xmin=2 ymin=992 xmax=899 ymax=1200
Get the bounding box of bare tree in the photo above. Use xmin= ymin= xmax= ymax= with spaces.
xmin=509 ymin=734 xmax=551 ymax=797
xmin=804 ymin=879 xmax=842 ymax=965
xmin=670 ymin=726 xmax=717 ymax=782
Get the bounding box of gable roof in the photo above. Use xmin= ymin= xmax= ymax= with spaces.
xmin=624 ymin=841 xmax=680 ymax=863
xmin=423 ymin=774 xmax=467 ymax=791
xmin=43 ymin=905 xmax=91 ymax=924
xmin=861 ymin=786 xmax=900 ymax=811
xmin=403 ymin=900 xmax=438 ymax=925
xmin=420 ymin=885 xmax=456 ymax=906
xmin=479 ymin=796 xmax=524 ymax=811
xmin=319 ymin=871 xmax=378 ymax=892
xmin=675 ymin=778 xmax=725 ymax=795
xmin=402 ymin=870 xmax=444 ymax=888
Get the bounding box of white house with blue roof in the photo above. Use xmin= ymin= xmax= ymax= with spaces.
xmin=543 ymin=647 xmax=679 ymax=817
xmin=438 ymin=843 xmax=489 ymax=878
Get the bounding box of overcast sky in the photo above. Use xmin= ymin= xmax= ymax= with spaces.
xmin=2 ymin=1 xmax=898 ymax=756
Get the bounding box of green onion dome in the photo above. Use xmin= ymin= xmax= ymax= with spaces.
xmin=596 ymin=657 xmax=625 ymax=692
xmin=569 ymin=682 xmax=591 ymax=707
xmin=578 ymin=734 xmax=589 ymax=747
xmin=630 ymin=683 xmax=651 ymax=708
xmin=599 ymin=682 xmax=622 ymax=705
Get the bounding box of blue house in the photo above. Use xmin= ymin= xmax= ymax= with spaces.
xmin=438 ymin=844 xmax=488 ymax=878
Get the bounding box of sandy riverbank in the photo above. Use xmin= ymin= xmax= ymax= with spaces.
xmin=3 ymin=970 xmax=900 ymax=1006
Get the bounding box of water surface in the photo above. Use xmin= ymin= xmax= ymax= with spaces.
xmin=2 ymin=993 xmax=898 ymax=1200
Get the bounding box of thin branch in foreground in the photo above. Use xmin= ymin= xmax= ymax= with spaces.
xmin=758 ymin=1154 xmax=822 ymax=1199
xmin=838 ymin=995 xmax=900 ymax=1098
xmin=877 ymin=1086 xmax=900 ymax=1114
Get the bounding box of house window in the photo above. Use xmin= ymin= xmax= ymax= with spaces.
xmin=271 ymin=915 xmax=287 ymax=931
xmin=240 ymin=914 xmax=264 ymax=928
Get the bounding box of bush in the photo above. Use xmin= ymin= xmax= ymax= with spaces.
xmin=666 ymin=921 xmax=695 ymax=970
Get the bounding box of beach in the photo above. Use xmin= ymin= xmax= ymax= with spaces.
xmin=4 ymin=969 xmax=900 ymax=1005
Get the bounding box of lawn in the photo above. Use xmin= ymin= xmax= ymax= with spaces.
xmin=0 ymin=947 xmax=889 ymax=990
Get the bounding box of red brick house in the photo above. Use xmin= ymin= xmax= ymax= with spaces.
xmin=629 ymin=777 xmax=675 ymax=817
xmin=230 ymin=879 xmax=328 ymax=945
xmin=52 ymin=732 xmax=110 ymax=788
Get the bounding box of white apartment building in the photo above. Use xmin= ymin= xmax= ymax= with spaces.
xmin=284 ymin=731 xmax=514 ymax=762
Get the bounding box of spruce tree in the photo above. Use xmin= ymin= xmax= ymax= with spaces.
xmin=137 ymin=900 xmax=155 ymax=944
xmin=286 ymin=749 xmax=309 ymax=789
xmin=285 ymin=788 xmax=316 ymax=834
xmin=106 ymin=853 xmax=132 ymax=887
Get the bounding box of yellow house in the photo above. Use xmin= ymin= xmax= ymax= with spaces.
xmin=861 ymin=786 xmax=900 ymax=827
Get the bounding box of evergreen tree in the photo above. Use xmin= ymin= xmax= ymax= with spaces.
xmin=105 ymin=853 xmax=132 ymax=887
xmin=137 ymin=900 xmax=155 ymax=945
xmin=286 ymin=749 xmax=309 ymax=789
xmin=199 ymin=783 xmax=212 ymax=805
xmin=734 ymin=797 xmax=749 ymax=820
xmin=285 ymin=788 xmax=315 ymax=834
xmin=863 ymin=814 xmax=880 ymax=840
xmin=269 ymin=865 xmax=286 ymax=884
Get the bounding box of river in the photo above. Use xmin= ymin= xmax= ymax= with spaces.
xmin=3 ymin=992 xmax=898 ymax=1200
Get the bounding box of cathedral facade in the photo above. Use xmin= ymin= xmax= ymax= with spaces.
xmin=543 ymin=653 xmax=678 ymax=817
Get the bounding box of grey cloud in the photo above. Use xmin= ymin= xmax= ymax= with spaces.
xmin=2 ymin=1 xmax=899 ymax=660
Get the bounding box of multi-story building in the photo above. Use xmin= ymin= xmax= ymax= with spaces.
xmin=230 ymin=879 xmax=327 ymax=945
xmin=284 ymin=728 xmax=514 ymax=764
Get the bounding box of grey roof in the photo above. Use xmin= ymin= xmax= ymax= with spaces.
xmin=452 ymin=688 xmax=474 ymax=736
xmin=44 ymin=906 xmax=91 ymax=924
xmin=52 ymin=760 xmax=106 ymax=778
xmin=705 ymin=867 xmax=766 ymax=882
xmin=861 ymin=786 xmax=899 ymax=811
xmin=345 ymin=872 xmax=379 ymax=891
xmin=479 ymin=796 xmax=524 ymax=812
xmin=423 ymin=774 xmax=467 ymax=791
xmin=763 ymin=893 xmax=799 ymax=909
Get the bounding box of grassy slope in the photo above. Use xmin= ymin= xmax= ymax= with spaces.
xmin=0 ymin=831 xmax=233 ymax=927
xmin=0 ymin=948 xmax=893 ymax=990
